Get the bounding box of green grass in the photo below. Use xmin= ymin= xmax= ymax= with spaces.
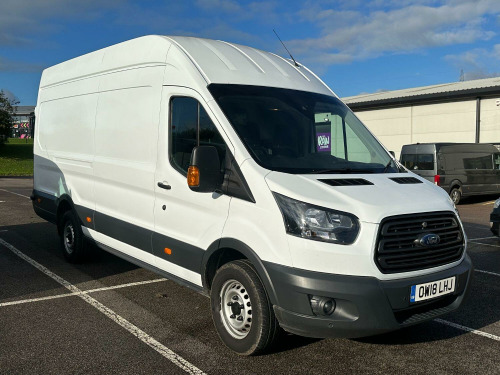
xmin=0 ymin=138 xmax=34 ymax=176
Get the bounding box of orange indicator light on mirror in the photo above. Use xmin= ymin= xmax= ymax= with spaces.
xmin=187 ymin=166 xmax=200 ymax=187
xmin=164 ymin=247 xmax=172 ymax=255
xmin=86 ymin=217 xmax=92 ymax=223
xmin=37 ymin=198 xmax=42 ymax=203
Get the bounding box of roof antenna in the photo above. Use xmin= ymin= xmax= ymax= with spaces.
xmin=273 ymin=29 xmax=300 ymax=67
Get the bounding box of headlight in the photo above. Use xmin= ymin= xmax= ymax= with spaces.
xmin=494 ymin=198 xmax=500 ymax=209
xmin=273 ymin=193 xmax=360 ymax=245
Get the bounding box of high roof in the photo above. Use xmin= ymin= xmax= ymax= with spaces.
xmin=40 ymin=35 xmax=334 ymax=97
xmin=343 ymin=76 xmax=500 ymax=111
xmin=164 ymin=36 xmax=333 ymax=95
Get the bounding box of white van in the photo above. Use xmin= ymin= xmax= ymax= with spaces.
xmin=32 ymin=36 xmax=472 ymax=355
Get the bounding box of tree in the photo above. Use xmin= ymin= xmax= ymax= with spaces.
xmin=0 ymin=90 xmax=19 ymax=144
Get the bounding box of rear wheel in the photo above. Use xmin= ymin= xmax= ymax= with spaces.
xmin=60 ymin=210 xmax=87 ymax=263
xmin=210 ymin=260 xmax=280 ymax=355
xmin=450 ymin=187 xmax=462 ymax=205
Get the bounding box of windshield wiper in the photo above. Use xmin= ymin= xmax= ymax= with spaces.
xmin=383 ymin=159 xmax=406 ymax=173
xmin=383 ymin=160 xmax=393 ymax=173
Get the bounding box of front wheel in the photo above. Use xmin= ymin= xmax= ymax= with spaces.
xmin=450 ymin=187 xmax=462 ymax=205
xmin=210 ymin=260 xmax=280 ymax=355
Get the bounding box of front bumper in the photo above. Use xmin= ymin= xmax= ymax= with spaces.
xmin=266 ymin=255 xmax=473 ymax=339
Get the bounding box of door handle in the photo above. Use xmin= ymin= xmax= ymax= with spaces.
xmin=157 ymin=182 xmax=171 ymax=190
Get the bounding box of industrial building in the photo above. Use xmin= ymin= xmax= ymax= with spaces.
xmin=343 ymin=77 xmax=500 ymax=158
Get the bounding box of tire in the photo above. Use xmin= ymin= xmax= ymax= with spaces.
xmin=59 ymin=210 xmax=87 ymax=263
xmin=210 ymin=260 xmax=280 ymax=355
xmin=450 ymin=187 xmax=462 ymax=205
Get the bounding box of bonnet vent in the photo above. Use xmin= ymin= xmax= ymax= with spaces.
xmin=390 ymin=177 xmax=423 ymax=184
xmin=319 ymin=178 xmax=374 ymax=187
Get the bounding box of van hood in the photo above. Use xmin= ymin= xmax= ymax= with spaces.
xmin=264 ymin=171 xmax=455 ymax=224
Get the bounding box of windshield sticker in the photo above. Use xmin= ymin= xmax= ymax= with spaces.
xmin=317 ymin=133 xmax=331 ymax=152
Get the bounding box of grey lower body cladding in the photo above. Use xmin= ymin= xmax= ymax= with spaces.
xmin=267 ymin=256 xmax=472 ymax=338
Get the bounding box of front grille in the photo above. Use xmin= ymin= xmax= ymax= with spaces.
xmin=375 ymin=211 xmax=464 ymax=273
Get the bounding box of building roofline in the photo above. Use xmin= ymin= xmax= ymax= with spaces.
xmin=343 ymin=76 xmax=500 ymax=111
xmin=345 ymin=85 xmax=500 ymax=111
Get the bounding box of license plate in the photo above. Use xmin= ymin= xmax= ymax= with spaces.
xmin=410 ymin=276 xmax=456 ymax=303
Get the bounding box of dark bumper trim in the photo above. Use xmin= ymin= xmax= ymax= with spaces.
xmin=266 ymin=255 xmax=473 ymax=338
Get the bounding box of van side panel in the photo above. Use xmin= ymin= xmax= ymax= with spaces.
xmin=93 ymin=67 xmax=164 ymax=260
xmin=440 ymin=146 xmax=498 ymax=196
xmin=34 ymin=35 xmax=172 ymax=226
xmin=35 ymin=76 xmax=99 ymax=214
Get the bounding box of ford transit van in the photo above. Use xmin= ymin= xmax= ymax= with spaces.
xmin=32 ymin=36 xmax=472 ymax=355
xmin=400 ymin=143 xmax=500 ymax=204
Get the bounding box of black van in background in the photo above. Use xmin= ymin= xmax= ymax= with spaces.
xmin=400 ymin=143 xmax=500 ymax=204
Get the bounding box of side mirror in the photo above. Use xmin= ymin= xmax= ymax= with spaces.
xmin=187 ymin=145 xmax=223 ymax=193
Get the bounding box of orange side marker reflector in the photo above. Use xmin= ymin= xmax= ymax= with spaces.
xmin=37 ymin=198 xmax=42 ymax=203
xmin=164 ymin=248 xmax=172 ymax=255
xmin=86 ymin=217 xmax=92 ymax=223
xmin=187 ymin=166 xmax=200 ymax=187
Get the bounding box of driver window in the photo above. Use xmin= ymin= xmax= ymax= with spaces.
xmin=170 ymin=97 xmax=226 ymax=175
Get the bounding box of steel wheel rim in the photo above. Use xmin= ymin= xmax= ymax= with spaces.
xmin=63 ymin=223 xmax=75 ymax=255
xmin=219 ymin=279 xmax=253 ymax=339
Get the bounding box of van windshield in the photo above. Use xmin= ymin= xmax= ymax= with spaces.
xmin=209 ymin=84 xmax=401 ymax=174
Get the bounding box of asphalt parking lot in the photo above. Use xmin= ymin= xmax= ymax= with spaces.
xmin=0 ymin=177 xmax=499 ymax=374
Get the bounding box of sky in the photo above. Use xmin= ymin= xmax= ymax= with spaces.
xmin=2 ymin=0 xmax=500 ymax=105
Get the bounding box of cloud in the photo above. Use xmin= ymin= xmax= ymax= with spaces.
xmin=0 ymin=0 xmax=127 ymax=46
xmin=289 ymin=0 xmax=500 ymax=66
xmin=195 ymin=0 xmax=242 ymax=13
xmin=112 ymin=1 xmax=283 ymax=53
xmin=194 ymin=0 xmax=282 ymax=23
xmin=445 ymin=44 xmax=500 ymax=80
xmin=2 ymin=0 xmax=500 ymax=77
xmin=0 ymin=88 xmax=20 ymax=104
xmin=0 ymin=57 xmax=44 ymax=73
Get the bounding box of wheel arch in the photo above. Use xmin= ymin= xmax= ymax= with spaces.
xmin=202 ymin=238 xmax=279 ymax=306
xmin=448 ymin=179 xmax=462 ymax=193
xmin=56 ymin=194 xmax=77 ymax=235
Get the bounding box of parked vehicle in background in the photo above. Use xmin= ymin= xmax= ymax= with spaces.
xmin=400 ymin=143 xmax=500 ymax=204
xmin=32 ymin=36 xmax=473 ymax=355
xmin=490 ymin=198 xmax=500 ymax=236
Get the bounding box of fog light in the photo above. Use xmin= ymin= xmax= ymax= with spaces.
xmin=310 ymin=295 xmax=336 ymax=316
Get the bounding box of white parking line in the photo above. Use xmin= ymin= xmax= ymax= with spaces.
xmin=435 ymin=319 xmax=500 ymax=342
xmin=476 ymin=269 xmax=500 ymax=277
xmin=0 ymin=278 xmax=168 ymax=307
xmin=0 ymin=238 xmax=206 ymax=375
xmin=468 ymin=241 xmax=500 ymax=248
xmin=0 ymin=189 xmax=30 ymax=199
xmin=479 ymin=201 xmax=495 ymax=206
xmin=468 ymin=236 xmax=497 ymax=241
